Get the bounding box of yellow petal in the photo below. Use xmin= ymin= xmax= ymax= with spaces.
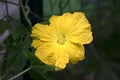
xmin=69 ymin=31 xmax=93 ymax=44
xmin=50 ymin=12 xmax=93 ymax=44
xmin=35 ymin=42 xmax=56 ymax=65
xmin=32 ymin=39 xmax=42 ymax=49
xmin=65 ymin=42 xmax=85 ymax=64
xmin=54 ymin=46 xmax=69 ymax=70
xmin=49 ymin=13 xmax=75 ymax=34
xmin=31 ymin=23 xmax=56 ymax=42
xmin=67 ymin=12 xmax=93 ymax=44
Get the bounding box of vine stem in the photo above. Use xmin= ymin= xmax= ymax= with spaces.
xmin=8 ymin=67 xmax=31 ymax=80
xmin=0 ymin=0 xmax=41 ymax=20
xmin=19 ymin=0 xmax=32 ymax=27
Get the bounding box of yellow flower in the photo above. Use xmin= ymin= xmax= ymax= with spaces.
xmin=31 ymin=12 xmax=93 ymax=70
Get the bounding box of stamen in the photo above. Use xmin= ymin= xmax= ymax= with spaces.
xmin=57 ymin=34 xmax=66 ymax=44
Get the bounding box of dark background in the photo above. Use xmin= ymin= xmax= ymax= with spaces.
xmin=0 ymin=0 xmax=120 ymax=80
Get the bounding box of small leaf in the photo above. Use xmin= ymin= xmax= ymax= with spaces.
xmin=24 ymin=50 xmax=54 ymax=74
xmin=0 ymin=20 xmax=11 ymax=34
xmin=11 ymin=23 xmax=26 ymax=40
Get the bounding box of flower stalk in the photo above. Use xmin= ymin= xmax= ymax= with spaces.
xmin=8 ymin=67 xmax=31 ymax=80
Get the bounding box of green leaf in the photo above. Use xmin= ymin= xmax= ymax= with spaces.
xmin=28 ymin=69 xmax=51 ymax=80
xmin=24 ymin=49 xmax=54 ymax=80
xmin=24 ymin=50 xmax=54 ymax=74
xmin=22 ymin=32 xmax=32 ymax=49
xmin=5 ymin=38 xmax=27 ymax=71
xmin=10 ymin=23 xmax=27 ymax=40
xmin=2 ymin=33 xmax=28 ymax=79
xmin=23 ymin=50 xmax=42 ymax=65
xmin=0 ymin=19 xmax=11 ymax=34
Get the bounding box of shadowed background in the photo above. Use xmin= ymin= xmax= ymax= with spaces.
xmin=0 ymin=0 xmax=120 ymax=80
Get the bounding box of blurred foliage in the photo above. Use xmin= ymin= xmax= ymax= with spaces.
xmin=0 ymin=0 xmax=120 ymax=80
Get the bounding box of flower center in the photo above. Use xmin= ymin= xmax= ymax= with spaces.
xmin=57 ymin=34 xmax=66 ymax=45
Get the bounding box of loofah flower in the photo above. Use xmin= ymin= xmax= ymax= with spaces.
xmin=31 ymin=12 xmax=93 ymax=70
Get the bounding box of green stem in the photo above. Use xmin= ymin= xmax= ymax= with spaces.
xmin=25 ymin=0 xmax=29 ymax=7
xmin=49 ymin=0 xmax=53 ymax=11
xmin=8 ymin=67 xmax=31 ymax=80
xmin=30 ymin=11 xmax=41 ymax=19
xmin=19 ymin=0 xmax=32 ymax=27
xmin=58 ymin=0 xmax=70 ymax=15
xmin=61 ymin=0 xmax=70 ymax=10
